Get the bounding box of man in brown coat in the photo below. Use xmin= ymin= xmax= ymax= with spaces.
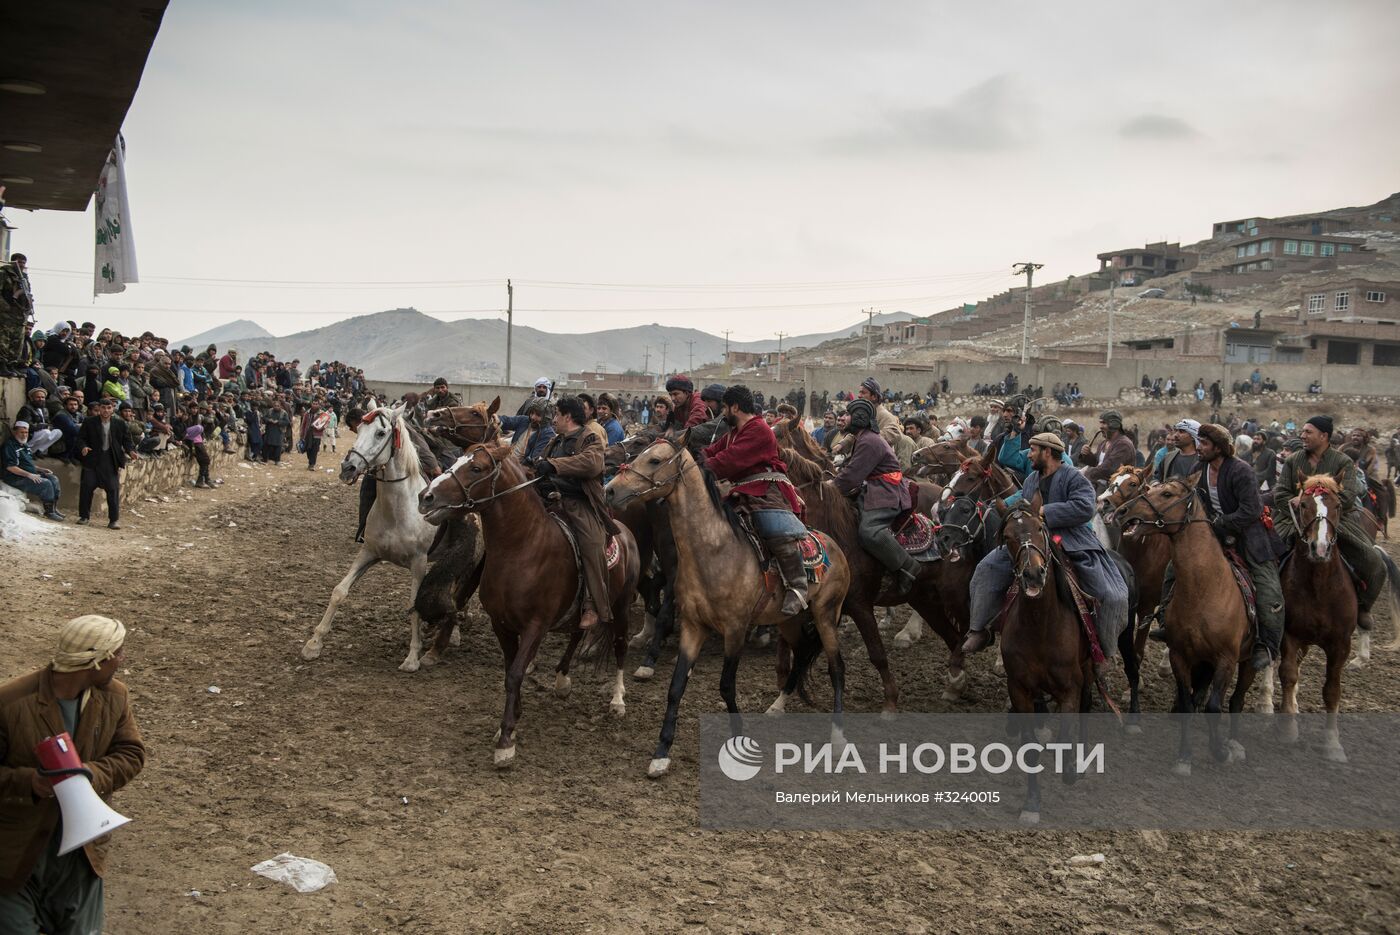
xmin=0 ymin=614 xmax=146 ymax=934
xmin=534 ymin=396 xmax=617 ymax=629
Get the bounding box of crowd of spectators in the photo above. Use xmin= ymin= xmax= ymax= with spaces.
xmin=2 ymin=312 xmax=372 ymax=522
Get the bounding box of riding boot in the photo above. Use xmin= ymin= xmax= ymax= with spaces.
xmin=960 ymin=627 xmax=993 ymax=654
xmin=579 ymin=599 xmax=600 ymax=630
xmin=769 ymin=538 xmax=810 ymax=616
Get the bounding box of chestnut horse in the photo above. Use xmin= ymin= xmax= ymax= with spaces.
xmin=423 ymin=397 xmax=502 ymax=447
xmin=1279 ymin=474 xmax=1355 ymax=761
xmin=418 ymin=442 xmax=640 ymax=768
xmin=605 ymin=433 xmax=852 ymax=778
xmin=780 ymin=448 xmax=957 ymax=708
xmin=912 ymin=438 xmax=979 ymax=482
xmin=993 ymin=495 xmax=1090 ymax=824
xmin=1097 ymin=464 xmax=1172 ymax=676
xmin=1117 ymin=476 xmax=1256 ymax=774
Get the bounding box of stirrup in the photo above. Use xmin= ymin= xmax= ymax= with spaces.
xmin=781 ymin=589 xmax=809 ymax=616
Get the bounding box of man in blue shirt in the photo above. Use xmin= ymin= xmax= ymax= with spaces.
xmin=596 ymin=394 xmax=625 ymax=445
xmin=2 ymin=422 xmax=64 ymax=520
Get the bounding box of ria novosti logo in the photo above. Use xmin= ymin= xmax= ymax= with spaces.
xmin=717 ymin=735 xmax=763 ymax=781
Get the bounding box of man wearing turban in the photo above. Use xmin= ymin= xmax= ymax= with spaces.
xmin=0 ymin=615 xmax=146 ymax=933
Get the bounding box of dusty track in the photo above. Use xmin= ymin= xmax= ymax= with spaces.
xmin=4 ymin=446 xmax=1400 ymax=934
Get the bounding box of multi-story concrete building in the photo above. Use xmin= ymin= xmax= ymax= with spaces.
xmin=1096 ymin=241 xmax=1196 ymax=285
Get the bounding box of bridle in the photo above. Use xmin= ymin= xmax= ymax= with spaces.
xmin=613 ymin=435 xmax=692 ymax=501
xmin=437 ymin=446 xmax=541 ymax=510
xmin=1116 ymin=481 xmax=1205 ymax=534
xmin=1005 ymin=507 xmax=1052 ymax=584
xmin=348 ymin=410 xmax=411 ymax=483
xmin=429 ymin=406 xmax=500 ymax=445
xmin=1292 ymin=484 xmax=1339 ymax=551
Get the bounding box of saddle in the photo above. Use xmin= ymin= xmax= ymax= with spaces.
xmin=892 ymin=512 xmax=940 ymax=561
xmin=735 ymin=514 xmax=830 ymax=592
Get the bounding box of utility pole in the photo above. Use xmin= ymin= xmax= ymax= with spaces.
xmin=775 ymin=332 xmax=787 ymax=383
xmin=505 ymin=278 xmax=514 ymax=385
xmin=721 ymin=330 xmax=732 ymax=376
xmin=1012 ymin=262 xmax=1043 ymax=365
xmin=1106 ymin=277 xmax=1116 ymax=367
xmin=864 ymin=307 xmax=875 ymax=370
xmin=660 ymin=341 xmax=669 ymax=376
xmin=685 ymin=339 xmax=695 ymax=373
xmin=642 ymin=345 xmax=651 ymax=374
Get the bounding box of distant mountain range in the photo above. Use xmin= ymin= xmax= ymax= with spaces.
xmin=176 ymin=309 xmax=912 ymax=382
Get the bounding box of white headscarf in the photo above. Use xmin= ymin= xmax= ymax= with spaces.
xmin=52 ymin=615 xmax=126 ymax=673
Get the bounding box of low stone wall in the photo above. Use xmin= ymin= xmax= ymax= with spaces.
xmin=44 ymin=439 xmax=249 ymax=514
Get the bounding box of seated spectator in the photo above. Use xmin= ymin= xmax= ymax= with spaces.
xmin=53 ymin=394 xmax=85 ymax=462
xmin=101 ymin=366 xmax=128 ymax=403
xmin=16 ymin=387 xmax=62 ymax=456
xmin=1 ymin=422 xmax=64 ymax=520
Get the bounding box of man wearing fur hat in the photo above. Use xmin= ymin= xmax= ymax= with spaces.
xmin=1274 ymin=415 xmax=1386 ymax=634
xmin=833 ymin=398 xmax=921 ymax=595
xmin=665 ymin=375 xmax=710 ymax=431
xmin=1083 ymin=409 xmax=1137 ymax=485
xmin=0 ymin=615 xmax=145 ymax=934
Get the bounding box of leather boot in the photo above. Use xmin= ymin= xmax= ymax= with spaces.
xmin=1358 ymin=609 xmax=1374 ymax=632
xmin=579 ymin=601 xmax=599 ymax=630
xmin=769 ymin=538 xmax=810 ymax=615
xmin=961 ymin=628 xmax=993 ymax=654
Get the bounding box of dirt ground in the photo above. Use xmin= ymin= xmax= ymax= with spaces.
xmin=4 ymin=438 xmax=1400 ymax=934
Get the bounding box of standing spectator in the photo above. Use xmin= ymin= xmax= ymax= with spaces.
xmin=1 ymin=422 xmax=64 ymax=520
xmin=595 ymin=394 xmax=624 ymax=444
xmin=301 ymin=401 xmax=330 ymax=470
xmin=0 ymin=615 xmax=146 ymax=935
xmin=262 ymin=402 xmax=290 ymax=464
xmin=184 ymin=422 xmax=213 ymax=488
xmin=76 ymin=398 xmax=130 ymax=528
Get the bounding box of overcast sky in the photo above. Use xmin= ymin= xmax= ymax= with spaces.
xmin=14 ymin=0 xmax=1400 ymax=343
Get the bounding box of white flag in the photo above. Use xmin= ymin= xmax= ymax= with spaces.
xmin=94 ymin=134 xmax=139 ymax=296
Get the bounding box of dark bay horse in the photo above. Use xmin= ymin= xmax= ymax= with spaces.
xmin=993 ymin=495 xmax=1090 ymax=825
xmin=605 ymin=433 xmax=852 ymax=778
xmin=418 ymin=442 xmax=640 ymax=768
xmin=1097 ymin=464 xmax=1172 ymax=677
xmin=1118 ymin=477 xmax=1255 ymax=774
xmin=1280 ymin=474 xmax=1355 ymax=761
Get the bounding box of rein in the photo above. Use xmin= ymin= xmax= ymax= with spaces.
xmin=1117 ymin=483 xmax=1207 ymax=535
xmin=615 ymin=436 xmax=694 ymax=501
xmin=350 ymin=411 xmax=412 ymax=483
xmin=440 ymin=446 xmax=543 ymax=510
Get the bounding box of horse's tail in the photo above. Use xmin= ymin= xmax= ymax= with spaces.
xmin=789 ymin=620 xmax=825 ymax=707
xmin=1377 ymin=547 xmax=1400 ymax=652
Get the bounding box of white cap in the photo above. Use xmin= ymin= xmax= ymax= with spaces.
xmin=12 ymin=420 xmax=29 ymax=430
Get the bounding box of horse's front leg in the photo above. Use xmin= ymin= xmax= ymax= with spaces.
xmin=399 ymin=555 xmax=431 ymax=672
xmin=302 ymin=549 xmax=379 ymax=660
xmin=496 ymin=623 xmax=547 ymax=769
xmin=649 ymin=620 xmax=706 ymax=779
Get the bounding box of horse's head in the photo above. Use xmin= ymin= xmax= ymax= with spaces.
xmin=1098 ymin=465 xmax=1148 ymax=524
xmin=425 ymin=397 xmax=501 ymax=446
xmin=934 ymin=493 xmax=985 ymax=562
xmin=996 ymin=492 xmax=1050 ymax=598
xmin=605 ymin=433 xmax=689 ymax=510
xmin=606 ymin=430 xmax=658 ymax=470
xmin=1297 ymin=472 xmax=1346 ymax=562
xmin=418 ymin=441 xmax=515 ymax=523
xmin=343 ymin=406 xmax=402 ymax=484
xmin=914 ymin=440 xmax=969 ymax=481
xmin=1115 ymin=473 xmax=1198 ymax=541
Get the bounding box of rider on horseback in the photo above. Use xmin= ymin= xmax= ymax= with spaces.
xmin=1149 ymin=424 xmax=1285 ymax=670
xmin=962 ymin=432 xmax=1130 ymax=661
xmin=534 ymin=396 xmax=616 ymax=630
xmin=833 ymin=398 xmax=921 ymax=597
xmin=1273 ymin=415 xmax=1386 ymax=634
xmin=699 ymin=385 xmax=810 ymax=615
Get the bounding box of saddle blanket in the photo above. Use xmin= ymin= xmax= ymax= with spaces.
xmin=1224 ymin=548 xmax=1258 ymax=629
xmin=762 ymin=532 xmax=831 ymax=594
xmin=605 ymin=534 xmax=621 ymax=570
xmin=894 ymin=512 xmax=940 ymax=562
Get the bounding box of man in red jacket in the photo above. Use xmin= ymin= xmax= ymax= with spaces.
xmin=666 ymin=375 xmax=710 ymax=430
xmin=700 ymin=385 xmax=809 ymax=614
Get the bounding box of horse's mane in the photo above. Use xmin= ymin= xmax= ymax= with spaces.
xmin=780 ymin=444 xmax=857 ymax=547
xmin=1300 ymin=473 xmax=1342 ymax=496
xmin=694 ymin=450 xmax=750 ymax=544
xmin=780 ymin=445 xmax=827 ymax=486
xmin=778 ymin=417 xmax=830 ymax=466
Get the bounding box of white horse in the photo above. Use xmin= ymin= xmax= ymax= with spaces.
xmin=302 ymin=404 xmax=439 ymax=672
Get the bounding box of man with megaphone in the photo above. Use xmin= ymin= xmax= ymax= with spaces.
xmin=0 ymin=615 xmax=146 ymax=934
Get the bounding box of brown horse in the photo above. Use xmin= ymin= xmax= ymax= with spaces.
xmin=772 ymin=415 xmax=832 ymax=469
xmin=1097 ymin=464 xmax=1171 ymax=676
xmin=1279 ymin=474 xmax=1355 ymax=761
xmin=1117 ymin=476 xmax=1255 ymax=773
xmin=423 ymin=397 xmax=502 ymax=447
xmin=417 ymin=442 xmax=640 ymax=768
xmin=604 ymin=433 xmax=852 ymax=778
xmin=912 ymin=438 xmax=979 ymax=482
xmin=993 ymin=494 xmax=1091 ymax=824
xmin=780 ymin=448 xmax=960 ymax=708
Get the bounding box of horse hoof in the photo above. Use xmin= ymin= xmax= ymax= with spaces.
xmin=494 ymin=745 xmax=516 ymax=769
xmin=893 ymin=635 xmax=913 ymax=650
xmin=831 ymin=726 xmax=847 ymax=748
xmin=765 ymin=694 xmax=788 ymax=716
xmin=1281 ymin=720 xmax=1300 ymax=744
xmin=1172 ymin=761 xmax=1191 ymax=777
xmin=525 ymin=660 xmax=537 ymax=676
xmin=993 ymin=654 xmax=1006 ymax=676
xmin=398 ymin=658 xmax=421 ymax=673
xmin=609 ymin=701 xmax=626 ymax=718
xmin=633 ymin=665 xmax=655 ymax=681
xmin=1018 ymin=810 xmax=1040 ymax=826
xmin=419 ymin=652 xmax=439 ymax=668
xmin=554 ymin=674 xmax=572 ymax=698
xmin=300 ymin=642 xmax=321 ymax=661
xmin=1323 ymin=744 xmax=1348 ymax=764
xmin=880 ymin=708 xmax=897 ymax=721
xmin=647 ymin=757 xmax=671 ymax=779
xmin=449 ymin=625 xmax=462 ymax=647
xmin=1226 ymin=740 xmax=1246 ymax=764
xmin=1253 ymin=700 xmax=1275 ymax=715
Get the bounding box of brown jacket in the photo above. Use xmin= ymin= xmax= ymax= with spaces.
xmin=542 ymin=427 xmax=618 ymax=535
xmin=0 ymin=668 xmax=146 ymax=893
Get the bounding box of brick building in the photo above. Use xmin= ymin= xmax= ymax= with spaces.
xmin=1299 ymin=278 xmax=1400 ymax=325
xmin=1096 ymin=241 xmax=1196 ymax=285
xmin=1221 ymin=228 xmax=1367 ymax=275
